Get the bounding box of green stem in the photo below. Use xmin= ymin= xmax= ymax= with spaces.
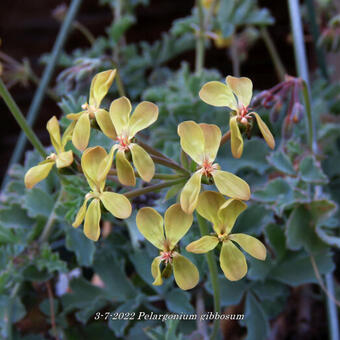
xmin=260 ymin=27 xmax=287 ymax=81
xmin=38 ymin=189 xmax=65 ymax=244
xmin=0 ymin=78 xmax=46 ymax=158
xmin=301 ymin=80 xmax=315 ymax=152
xmin=195 ymin=0 xmax=205 ymax=76
xmin=111 ymin=60 xmax=126 ymax=97
xmin=230 ymin=36 xmax=240 ymax=77
xmin=288 ymin=3 xmax=338 ymax=340
xmin=108 ymin=169 xmax=185 ymax=180
xmin=6 ymin=0 xmax=82 ymax=173
xmin=124 ymin=178 xmax=185 ymax=199
xmin=220 ymin=130 xmax=231 ymax=146
xmin=136 ymin=140 xmax=174 ymax=163
xmin=305 ymin=0 xmax=329 ymax=80
xmin=288 ymin=0 xmax=317 ymax=154
xmin=28 ymin=69 xmax=59 ymax=102
xmin=151 ymin=155 xmax=190 ymax=175
xmin=196 ymin=213 xmax=220 ymax=340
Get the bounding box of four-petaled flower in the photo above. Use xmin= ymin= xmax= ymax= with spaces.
xmin=199 ymin=75 xmax=275 ymax=158
xmin=100 ymin=96 xmax=158 ymax=186
xmin=136 ymin=203 xmax=199 ymax=290
xmin=72 ymin=146 xmax=132 ymax=241
xmin=67 ymin=69 xmax=117 ymax=151
xmin=178 ymin=120 xmax=250 ymax=214
xmin=25 ymin=116 xmax=73 ymax=189
xmin=186 ymin=191 xmax=266 ymax=281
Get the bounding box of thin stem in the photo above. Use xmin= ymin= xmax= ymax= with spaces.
xmin=6 ymin=0 xmax=82 ymax=172
xmin=46 ymin=281 xmax=60 ymax=340
xmin=196 ymin=213 xmax=220 ymax=340
xmin=260 ymin=27 xmax=287 ymax=81
xmin=230 ymin=36 xmax=240 ymax=77
xmin=0 ymin=78 xmax=46 ymax=158
xmin=220 ymin=130 xmax=231 ymax=146
xmin=73 ymin=21 xmax=96 ymax=45
xmin=151 ymin=155 xmax=190 ymax=175
xmin=108 ymin=169 xmax=185 ymax=180
xmin=195 ymin=0 xmax=205 ymax=75
xmin=137 ymin=140 xmax=174 ymax=163
xmin=111 ymin=60 xmax=126 ymax=97
xmin=124 ymin=178 xmax=185 ymax=199
xmin=305 ymin=0 xmax=328 ymax=80
xmin=301 ymin=80 xmax=315 ymax=152
xmin=39 ymin=189 xmax=64 ymax=244
xmin=28 ymin=69 xmax=59 ymax=102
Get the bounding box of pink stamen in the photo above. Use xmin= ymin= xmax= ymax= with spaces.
xmin=160 ymin=251 xmax=173 ymax=264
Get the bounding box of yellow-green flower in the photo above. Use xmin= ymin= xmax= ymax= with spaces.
xmin=72 ymin=146 xmax=132 ymax=241
xmin=199 ymin=75 xmax=275 ymax=158
xmin=136 ymin=204 xmax=199 ymax=290
xmin=66 ymin=69 xmax=117 ymax=151
xmin=24 ymin=116 xmax=73 ymax=189
xmin=99 ymin=96 xmax=158 ymax=186
xmin=178 ymin=120 xmax=250 ymax=214
xmin=186 ymin=191 xmax=266 ymax=281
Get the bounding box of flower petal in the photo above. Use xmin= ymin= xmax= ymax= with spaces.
xmin=212 ymin=170 xmax=250 ymax=201
xmin=61 ymin=120 xmax=76 ymax=148
xmin=229 ymin=233 xmax=267 ymax=260
xmin=172 ymin=252 xmax=199 ymax=290
xmin=220 ymin=240 xmax=247 ymax=281
xmin=136 ymin=207 xmax=165 ymax=250
xmin=81 ymin=146 xmax=107 ymax=190
xmin=24 ymin=161 xmax=55 ymax=189
xmin=109 ymin=96 xmax=131 ymax=136
xmin=151 ymin=256 xmax=163 ymax=286
xmin=84 ymin=198 xmax=101 ymax=241
xmin=72 ymin=197 xmax=90 ymax=228
xmin=130 ymin=143 xmax=155 ymax=182
xmin=97 ymin=145 xmax=116 ymax=189
xmin=46 ymin=116 xmax=62 ymax=153
xmin=100 ymin=191 xmax=132 ymax=219
xmin=180 ymin=171 xmax=202 ymax=214
xmin=199 ymin=81 xmax=237 ymax=109
xmin=164 ymin=203 xmax=193 ymax=250
xmin=95 ymin=108 xmax=117 ymax=140
xmin=230 ymin=116 xmax=243 ymax=159
xmin=89 ymin=69 xmax=116 ymax=107
xmin=72 ymin=113 xmax=90 ymax=151
xmin=196 ymin=191 xmax=226 ymax=230
xmin=199 ymin=123 xmax=221 ymax=162
xmin=66 ymin=112 xmax=84 ymax=121
xmin=218 ymin=199 xmax=247 ymax=235
xmin=186 ymin=235 xmax=219 ymax=254
xmin=252 ymin=112 xmax=275 ymax=149
xmin=178 ymin=121 xmax=205 ymax=164
xmin=116 ymin=150 xmax=136 ymax=186
xmin=226 ymin=76 xmax=253 ymax=107
xmin=56 ymin=151 xmax=73 ymax=168
xmin=129 ymin=101 xmax=158 ymax=137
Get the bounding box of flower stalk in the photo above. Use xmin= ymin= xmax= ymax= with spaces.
xmin=124 ymin=178 xmax=186 ymax=199
xmin=195 ymin=0 xmax=205 ymax=75
xmin=196 ymin=213 xmax=220 ymax=340
xmin=0 ymin=78 xmax=46 ymax=158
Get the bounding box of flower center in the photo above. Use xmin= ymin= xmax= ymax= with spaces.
xmin=160 ymin=250 xmax=173 ymax=264
xmin=117 ymin=134 xmax=131 ymax=151
xmin=237 ymin=104 xmax=252 ymax=125
xmin=81 ymin=103 xmax=97 ymax=118
xmin=47 ymin=153 xmax=57 ymax=161
xmin=201 ymin=160 xmax=218 ymax=177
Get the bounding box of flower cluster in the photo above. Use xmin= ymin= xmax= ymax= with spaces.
xmin=24 ymin=70 xmax=271 ymax=290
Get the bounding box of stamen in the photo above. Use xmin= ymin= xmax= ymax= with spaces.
xmin=160 ymin=251 xmax=173 ymax=264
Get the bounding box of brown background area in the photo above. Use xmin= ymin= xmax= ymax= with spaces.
xmin=0 ymin=0 xmax=305 ymax=180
